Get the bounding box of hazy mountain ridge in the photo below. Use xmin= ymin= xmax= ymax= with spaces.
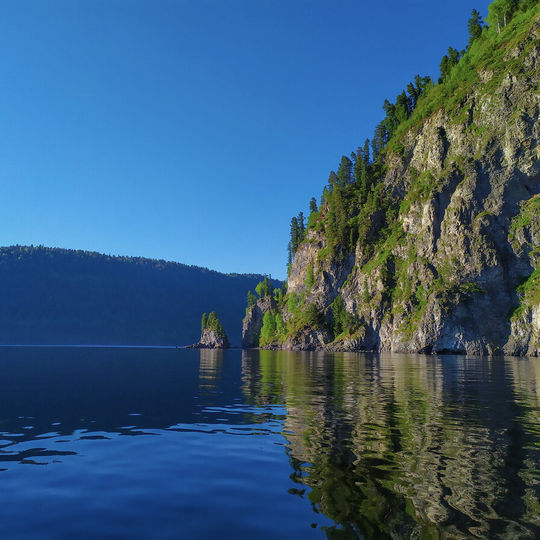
xmin=243 ymin=4 xmax=540 ymax=356
xmin=0 ymin=245 xmax=276 ymax=345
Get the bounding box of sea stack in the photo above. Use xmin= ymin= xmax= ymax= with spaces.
xmin=189 ymin=311 xmax=230 ymax=349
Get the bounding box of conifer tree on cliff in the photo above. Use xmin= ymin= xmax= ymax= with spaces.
xmin=247 ymin=290 xmax=257 ymax=308
xmin=467 ymin=9 xmax=484 ymax=47
xmin=353 ymin=147 xmax=368 ymax=203
xmin=201 ymin=312 xmax=207 ymax=332
xmin=336 ymin=156 xmax=352 ymax=187
xmin=439 ymin=47 xmax=462 ymax=82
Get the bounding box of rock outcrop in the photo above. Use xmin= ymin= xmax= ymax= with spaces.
xmin=242 ymin=296 xmax=276 ymax=348
xmin=189 ymin=311 xmax=230 ymax=348
xmin=242 ymin=13 xmax=540 ymax=356
xmin=188 ymin=327 xmax=230 ymax=349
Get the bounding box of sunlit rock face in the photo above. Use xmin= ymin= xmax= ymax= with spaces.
xmin=242 ymin=296 xmax=276 ymax=348
xmin=243 ymin=20 xmax=540 ymax=356
xmin=189 ymin=327 xmax=229 ymax=349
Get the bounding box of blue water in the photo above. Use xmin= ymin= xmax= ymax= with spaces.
xmin=0 ymin=347 xmax=539 ymax=538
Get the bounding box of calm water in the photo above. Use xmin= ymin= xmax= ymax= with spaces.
xmin=0 ymin=348 xmax=539 ymax=539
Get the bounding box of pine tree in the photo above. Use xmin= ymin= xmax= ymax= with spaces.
xmin=201 ymin=312 xmax=208 ymax=332
xmin=353 ymin=147 xmax=367 ymax=203
xmin=467 ymin=9 xmax=484 ymax=47
xmin=328 ymin=171 xmax=339 ymax=190
xmin=255 ymin=280 xmax=265 ymax=298
xmin=416 ymin=74 xmax=433 ymax=99
xmin=406 ymin=81 xmax=418 ymax=111
xmin=287 ymin=212 xmax=306 ymax=260
xmin=207 ymin=311 xmax=217 ymax=328
xmin=406 ymin=75 xmax=432 ymax=111
xmin=382 ymin=99 xmax=398 ymax=137
xmin=273 ymin=287 xmax=284 ymax=305
xmin=254 ymin=275 xmax=273 ymax=299
xmin=395 ymin=91 xmax=411 ymax=123
xmin=264 ymin=275 xmax=274 ymax=297
xmin=321 ymin=186 xmax=329 ymax=205
xmin=362 ymin=139 xmax=370 ymax=166
xmin=326 ymin=186 xmax=348 ymax=250
xmin=289 ymin=216 xmax=299 ymax=256
xmin=336 ymin=156 xmax=353 ymax=187
xmin=260 ymin=310 xmax=277 ymax=344
xmin=297 ymin=212 xmax=305 ymax=239
xmin=309 ymin=197 xmax=318 ymax=213
xmin=287 ymin=241 xmax=293 ymax=268
xmin=439 ymin=47 xmax=462 ymax=82
xmin=205 ymin=311 xmax=227 ymax=341
xmin=247 ymin=290 xmax=256 ymax=308
xmin=372 ymin=121 xmax=389 ymax=160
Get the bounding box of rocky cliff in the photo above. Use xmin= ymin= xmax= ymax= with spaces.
xmin=190 ymin=311 xmax=230 ymax=348
xmin=242 ymin=296 xmax=276 ymax=348
xmin=243 ymin=9 xmax=540 ymax=356
xmin=188 ymin=326 xmax=230 ymax=348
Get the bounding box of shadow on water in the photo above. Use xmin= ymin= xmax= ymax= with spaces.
xmin=0 ymin=346 xmax=538 ymax=538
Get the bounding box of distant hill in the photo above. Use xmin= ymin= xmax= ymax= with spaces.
xmin=0 ymin=245 xmax=279 ymax=346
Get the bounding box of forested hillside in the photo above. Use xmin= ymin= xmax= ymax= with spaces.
xmin=244 ymin=0 xmax=540 ymax=356
xmin=0 ymin=245 xmax=276 ymax=345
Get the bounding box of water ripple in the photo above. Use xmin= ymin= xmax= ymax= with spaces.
xmin=0 ymin=347 xmax=538 ymax=538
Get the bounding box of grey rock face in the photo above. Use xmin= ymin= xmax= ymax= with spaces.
xmin=188 ymin=327 xmax=229 ymax=349
xmin=283 ymin=327 xmax=331 ymax=351
xmin=247 ymin=21 xmax=540 ymax=356
xmin=242 ymin=296 xmax=276 ymax=348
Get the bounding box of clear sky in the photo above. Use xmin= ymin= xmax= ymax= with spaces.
xmin=0 ymin=0 xmax=492 ymax=280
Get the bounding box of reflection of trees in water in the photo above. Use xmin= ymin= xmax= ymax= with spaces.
xmin=507 ymin=358 xmax=540 ymax=531
xmin=241 ymin=351 xmax=540 ymax=538
xmin=198 ymin=349 xmax=223 ymax=395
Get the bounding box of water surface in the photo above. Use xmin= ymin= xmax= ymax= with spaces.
xmin=0 ymin=347 xmax=538 ymax=538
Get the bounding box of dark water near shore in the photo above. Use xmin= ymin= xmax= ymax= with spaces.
xmin=0 ymin=347 xmax=539 ymax=538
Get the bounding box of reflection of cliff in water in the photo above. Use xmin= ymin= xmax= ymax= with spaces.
xmin=198 ymin=349 xmax=224 ymax=395
xmin=240 ymin=351 xmax=540 ymax=538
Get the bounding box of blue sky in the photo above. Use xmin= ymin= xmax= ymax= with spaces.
xmin=0 ymin=0 xmax=491 ymax=279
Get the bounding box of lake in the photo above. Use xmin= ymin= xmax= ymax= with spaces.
xmin=0 ymin=347 xmax=538 ymax=538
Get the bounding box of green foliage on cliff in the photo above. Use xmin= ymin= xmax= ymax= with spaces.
xmin=518 ymin=269 xmax=540 ymax=308
xmin=388 ymin=0 xmax=538 ymax=150
xmin=261 ymin=0 xmax=539 ymax=347
xmin=330 ymin=294 xmax=363 ymax=340
xmin=487 ymin=0 xmax=520 ymax=30
xmin=255 ymin=276 xmax=270 ymax=298
xmin=246 ymin=290 xmax=257 ymax=311
xmin=468 ymin=9 xmax=485 ymax=48
xmin=201 ymin=312 xmax=208 ymax=332
xmin=245 ymin=275 xmax=277 ymax=310
xmin=305 ymin=264 xmax=315 ymax=288
xmin=285 ymin=293 xmax=323 ymax=331
xmin=259 ymin=310 xmax=277 ymax=345
xmin=510 ymin=194 xmax=540 ymax=316
xmin=510 ymin=194 xmax=540 ymax=247
xmin=287 ymin=213 xmax=306 ymax=269
xmin=202 ymin=311 xmax=228 ymax=340
xmin=296 ymin=0 xmax=538 ymax=260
